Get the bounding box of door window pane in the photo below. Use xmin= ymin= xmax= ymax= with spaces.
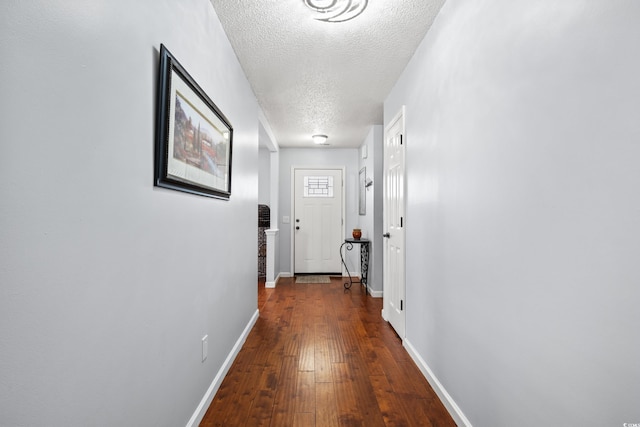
xmin=304 ymin=176 xmax=333 ymax=197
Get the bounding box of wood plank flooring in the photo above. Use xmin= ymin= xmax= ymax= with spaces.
xmin=200 ymin=277 xmax=456 ymax=427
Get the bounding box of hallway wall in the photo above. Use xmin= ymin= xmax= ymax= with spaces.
xmin=385 ymin=0 xmax=640 ymax=426
xmin=258 ymin=147 xmax=271 ymax=206
xmin=358 ymin=126 xmax=384 ymax=296
xmin=0 ymin=1 xmax=259 ymax=425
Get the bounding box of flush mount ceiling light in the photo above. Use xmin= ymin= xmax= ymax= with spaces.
xmin=303 ymin=0 xmax=368 ymax=23
xmin=312 ymin=134 xmax=328 ymax=145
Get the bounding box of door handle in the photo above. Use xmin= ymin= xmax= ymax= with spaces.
xmin=383 ymin=232 xmax=390 ymax=238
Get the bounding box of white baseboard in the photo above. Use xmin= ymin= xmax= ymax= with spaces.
xmin=186 ymin=309 xmax=260 ymax=427
xmin=367 ymin=287 xmax=383 ymax=298
xmin=403 ymin=339 xmax=472 ymax=427
xmin=280 ymin=272 xmax=292 ymax=278
xmin=266 ymin=272 xmax=284 ymax=288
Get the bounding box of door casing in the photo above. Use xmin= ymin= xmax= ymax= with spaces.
xmin=383 ymin=107 xmax=406 ymax=338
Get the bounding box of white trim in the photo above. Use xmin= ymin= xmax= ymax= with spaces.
xmin=280 ymin=272 xmax=293 ymax=278
xmin=265 ymin=229 xmax=278 ymax=287
xmin=403 ymin=339 xmax=473 ymax=427
xmin=186 ymin=309 xmax=260 ymax=427
xmin=266 ymin=271 xmax=285 ymax=288
xmin=383 ymin=105 xmax=407 ymax=339
xmin=367 ymin=287 xmax=383 ymax=298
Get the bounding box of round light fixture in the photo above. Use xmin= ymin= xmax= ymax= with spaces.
xmin=303 ymin=0 xmax=368 ymax=23
xmin=312 ymin=134 xmax=328 ymax=145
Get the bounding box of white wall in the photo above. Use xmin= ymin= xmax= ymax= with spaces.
xmin=258 ymin=147 xmax=271 ymax=206
xmin=257 ymin=115 xmax=280 ymax=284
xmin=257 ymin=111 xmax=280 ymax=231
xmin=277 ymin=148 xmax=360 ymax=275
xmin=358 ymin=126 xmax=384 ymax=295
xmin=0 ymin=1 xmax=259 ymax=426
xmin=270 ymin=151 xmax=281 ymax=278
xmin=385 ymin=1 xmax=640 ymax=426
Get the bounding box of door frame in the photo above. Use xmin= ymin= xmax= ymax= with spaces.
xmin=290 ymin=166 xmax=346 ymax=275
xmin=382 ymin=106 xmax=406 ymax=338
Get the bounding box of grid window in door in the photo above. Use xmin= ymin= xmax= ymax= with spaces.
xmin=304 ymin=176 xmax=334 ymax=198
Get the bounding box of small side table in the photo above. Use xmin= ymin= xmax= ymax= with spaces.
xmin=340 ymin=238 xmax=370 ymax=290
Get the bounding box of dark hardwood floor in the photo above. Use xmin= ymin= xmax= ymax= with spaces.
xmin=200 ymin=277 xmax=456 ymax=427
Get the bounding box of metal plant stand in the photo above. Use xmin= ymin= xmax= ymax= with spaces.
xmin=340 ymin=238 xmax=370 ymax=290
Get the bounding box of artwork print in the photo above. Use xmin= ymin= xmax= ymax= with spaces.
xmin=172 ymin=93 xmax=229 ymax=180
xmin=155 ymin=44 xmax=233 ymax=199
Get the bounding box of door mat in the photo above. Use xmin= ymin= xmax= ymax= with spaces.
xmin=295 ymin=275 xmax=331 ymax=284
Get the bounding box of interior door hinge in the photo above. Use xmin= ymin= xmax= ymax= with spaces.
xmin=400 ymin=217 xmax=403 ymax=227
xmin=400 ymin=300 xmax=403 ymax=311
xmin=400 ymin=134 xmax=403 ymax=145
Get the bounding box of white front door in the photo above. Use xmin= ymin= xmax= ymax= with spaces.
xmin=294 ymin=168 xmax=343 ymax=274
xmin=383 ymin=108 xmax=406 ymax=338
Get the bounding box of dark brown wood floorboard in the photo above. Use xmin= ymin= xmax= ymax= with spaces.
xmin=200 ymin=277 xmax=456 ymax=427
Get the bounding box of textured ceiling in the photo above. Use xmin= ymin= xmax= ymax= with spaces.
xmin=209 ymin=0 xmax=446 ymax=148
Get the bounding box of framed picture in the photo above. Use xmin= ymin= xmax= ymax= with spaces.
xmin=359 ymin=167 xmax=366 ymax=215
xmin=155 ymin=44 xmax=233 ymax=199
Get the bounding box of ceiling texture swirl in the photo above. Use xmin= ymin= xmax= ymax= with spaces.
xmin=210 ymin=0 xmax=446 ymax=148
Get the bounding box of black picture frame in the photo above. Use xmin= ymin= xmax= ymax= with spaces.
xmin=155 ymin=44 xmax=233 ymax=199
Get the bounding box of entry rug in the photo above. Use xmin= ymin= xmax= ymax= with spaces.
xmin=295 ymin=275 xmax=331 ymax=284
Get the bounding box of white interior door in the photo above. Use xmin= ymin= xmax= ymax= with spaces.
xmin=294 ymin=169 xmax=343 ymax=274
xmin=383 ymin=108 xmax=406 ymax=338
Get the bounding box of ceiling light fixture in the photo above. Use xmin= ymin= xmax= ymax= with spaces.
xmin=303 ymin=0 xmax=368 ymax=23
xmin=312 ymin=134 xmax=328 ymax=145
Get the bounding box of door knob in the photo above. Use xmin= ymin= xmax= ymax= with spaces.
xmin=383 ymin=232 xmax=390 ymax=238
xmin=296 ymin=226 xmax=300 ymax=230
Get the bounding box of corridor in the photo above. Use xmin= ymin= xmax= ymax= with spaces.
xmin=201 ymin=278 xmax=455 ymax=426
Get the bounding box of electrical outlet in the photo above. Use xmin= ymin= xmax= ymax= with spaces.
xmin=202 ymin=335 xmax=208 ymax=362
